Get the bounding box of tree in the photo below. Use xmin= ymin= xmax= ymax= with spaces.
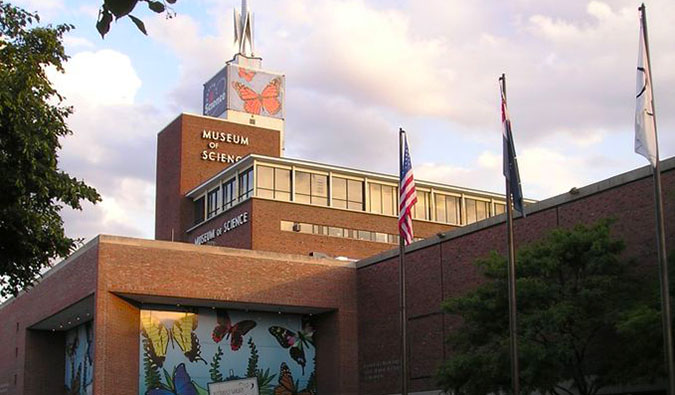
xmin=96 ymin=0 xmax=177 ymax=38
xmin=0 ymin=2 xmax=101 ymax=297
xmin=437 ymin=220 xmax=667 ymax=395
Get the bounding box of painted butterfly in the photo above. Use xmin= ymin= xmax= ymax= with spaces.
xmin=212 ymin=309 xmax=257 ymax=351
xmin=268 ymin=319 xmax=315 ymax=374
xmin=273 ymin=362 xmax=315 ymax=395
xmin=147 ymin=363 xmax=199 ymax=395
xmin=231 ymin=77 xmax=282 ymax=116
xmin=141 ymin=311 xmax=206 ymax=366
xmin=238 ymin=67 xmax=256 ymax=82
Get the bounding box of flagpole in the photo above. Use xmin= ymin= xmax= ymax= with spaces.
xmin=500 ymin=73 xmax=520 ymax=395
xmin=399 ymin=128 xmax=409 ymax=395
xmin=640 ymin=5 xmax=675 ymax=394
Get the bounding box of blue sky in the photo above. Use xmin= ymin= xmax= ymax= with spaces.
xmin=13 ymin=0 xmax=675 ymax=242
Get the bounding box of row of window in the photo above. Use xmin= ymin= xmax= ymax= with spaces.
xmin=193 ymin=163 xmax=508 ymax=227
xmin=194 ymin=168 xmax=253 ymax=225
xmin=280 ymin=221 xmax=422 ymax=245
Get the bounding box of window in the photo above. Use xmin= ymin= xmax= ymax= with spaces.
xmin=369 ymin=183 xmax=397 ymax=216
xmin=206 ymin=187 xmax=219 ymax=219
xmin=238 ymin=167 xmax=253 ymax=200
xmin=465 ymin=198 xmax=490 ymax=224
xmin=412 ymin=191 xmax=430 ymax=220
xmin=257 ymin=165 xmax=291 ymax=201
xmin=332 ymin=177 xmax=364 ymax=210
xmin=279 ymin=221 xmax=401 ymax=245
xmin=222 ymin=178 xmax=236 ymax=210
xmin=435 ymin=193 xmax=461 ymax=225
xmin=494 ymin=202 xmax=506 ymax=216
xmin=193 ymin=196 xmax=205 ymax=225
xmin=295 ymin=171 xmax=328 ymax=206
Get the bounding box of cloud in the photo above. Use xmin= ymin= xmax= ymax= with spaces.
xmin=48 ymin=49 xmax=166 ymax=241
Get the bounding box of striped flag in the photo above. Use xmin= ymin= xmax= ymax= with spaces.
xmin=635 ymin=4 xmax=658 ymax=167
xmin=399 ymin=131 xmax=418 ymax=245
xmin=501 ymin=82 xmax=525 ymax=215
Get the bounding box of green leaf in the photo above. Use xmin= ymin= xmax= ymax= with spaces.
xmin=167 ymin=0 xmax=176 ymax=3
xmin=128 ymin=14 xmax=147 ymax=35
xmin=96 ymin=9 xmax=113 ymax=38
xmin=148 ymin=1 xmax=165 ymax=13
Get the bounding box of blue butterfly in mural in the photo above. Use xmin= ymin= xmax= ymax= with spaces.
xmin=146 ymin=363 xmax=199 ymax=395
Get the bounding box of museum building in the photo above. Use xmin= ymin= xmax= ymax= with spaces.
xmin=1 ymin=3 xmax=673 ymax=395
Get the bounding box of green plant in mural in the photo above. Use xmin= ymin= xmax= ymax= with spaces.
xmin=256 ymin=368 xmax=277 ymax=395
xmin=210 ymin=346 xmax=224 ymax=382
xmin=245 ymin=338 xmax=277 ymax=395
xmin=246 ymin=338 xmax=259 ymax=378
xmin=142 ymin=337 xmax=162 ymax=390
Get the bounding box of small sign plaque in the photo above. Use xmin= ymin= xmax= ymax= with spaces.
xmin=208 ymin=377 xmax=259 ymax=395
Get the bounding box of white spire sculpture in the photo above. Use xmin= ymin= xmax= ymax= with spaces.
xmin=234 ymin=0 xmax=255 ymax=57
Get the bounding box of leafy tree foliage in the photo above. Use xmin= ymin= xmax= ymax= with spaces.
xmin=437 ymin=220 xmax=669 ymax=395
xmin=96 ymin=0 xmax=177 ymax=38
xmin=0 ymin=2 xmax=100 ymax=297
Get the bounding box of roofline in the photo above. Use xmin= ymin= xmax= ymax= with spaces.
xmin=184 ymin=153 xmax=532 ymax=201
xmin=356 ymin=156 xmax=675 ymax=269
xmin=0 ymin=236 xmax=100 ymax=311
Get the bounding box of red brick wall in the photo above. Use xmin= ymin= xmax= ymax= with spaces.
xmin=155 ymin=114 xmax=281 ymax=242
xmin=0 ymin=242 xmax=98 ymax=395
xmin=185 ymin=199 xmax=253 ymax=249
xmin=357 ymin=166 xmax=675 ymax=394
xmin=250 ymin=198 xmax=455 ymax=259
xmin=95 ymin=236 xmax=359 ymax=395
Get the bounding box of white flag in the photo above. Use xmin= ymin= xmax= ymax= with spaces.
xmin=635 ymin=7 xmax=658 ymax=167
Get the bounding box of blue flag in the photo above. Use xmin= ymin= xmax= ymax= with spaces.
xmin=501 ymin=83 xmax=525 ymax=215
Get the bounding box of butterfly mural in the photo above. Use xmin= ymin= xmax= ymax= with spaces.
xmin=141 ymin=312 xmax=206 ymax=366
xmin=268 ymin=319 xmax=315 ymax=374
xmin=231 ymin=77 xmax=282 ymax=116
xmin=273 ymin=363 xmax=315 ymax=395
xmin=147 ymin=363 xmax=206 ymax=395
xmin=237 ymin=67 xmax=256 ymax=82
xmin=212 ymin=309 xmax=257 ymax=351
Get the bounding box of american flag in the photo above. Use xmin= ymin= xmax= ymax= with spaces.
xmin=399 ymin=131 xmax=418 ymax=245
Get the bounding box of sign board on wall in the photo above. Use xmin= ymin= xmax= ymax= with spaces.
xmin=203 ymin=63 xmax=285 ymax=120
xmin=208 ymin=377 xmax=259 ymax=395
xmin=203 ymin=66 xmax=228 ymax=118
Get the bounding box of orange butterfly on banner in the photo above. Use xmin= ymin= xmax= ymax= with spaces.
xmin=237 ymin=67 xmax=256 ymax=82
xmin=231 ymin=77 xmax=282 ymax=116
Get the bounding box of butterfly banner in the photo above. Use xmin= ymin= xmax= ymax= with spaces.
xmin=227 ymin=64 xmax=285 ymax=120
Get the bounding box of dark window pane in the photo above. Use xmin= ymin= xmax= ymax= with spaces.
xmin=193 ymin=197 xmax=205 ymax=225
xmin=207 ymin=188 xmax=219 ymax=218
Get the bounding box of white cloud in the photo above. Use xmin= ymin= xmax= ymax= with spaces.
xmin=48 ymin=49 xmax=165 ymax=242
xmin=49 ymin=50 xmax=141 ymax=107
